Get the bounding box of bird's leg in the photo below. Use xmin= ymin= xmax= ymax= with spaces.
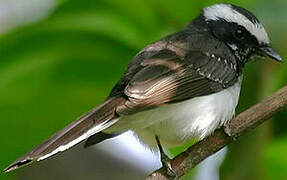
xmin=155 ymin=136 xmax=176 ymax=177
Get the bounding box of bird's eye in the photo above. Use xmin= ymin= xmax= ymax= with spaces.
xmin=234 ymin=27 xmax=245 ymax=40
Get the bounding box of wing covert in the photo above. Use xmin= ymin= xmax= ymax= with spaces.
xmin=116 ymin=49 xmax=233 ymax=115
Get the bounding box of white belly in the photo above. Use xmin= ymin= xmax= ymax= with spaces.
xmin=107 ymin=79 xmax=241 ymax=148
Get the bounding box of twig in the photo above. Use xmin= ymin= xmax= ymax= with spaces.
xmin=146 ymin=85 xmax=287 ymax=179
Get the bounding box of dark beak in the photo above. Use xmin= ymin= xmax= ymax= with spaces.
xmin=258 ymin=46 xmax=283 ymax=62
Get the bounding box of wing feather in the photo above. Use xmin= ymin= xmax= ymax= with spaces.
xmin=116 ymin=50 xmax=228 ymax=116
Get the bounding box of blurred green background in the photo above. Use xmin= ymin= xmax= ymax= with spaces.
xmin=0 ymin=0 xmax=286 ymax=179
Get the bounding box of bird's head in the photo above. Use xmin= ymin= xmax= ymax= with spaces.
xmin=200 ymin=3 xmax=283 ymax=64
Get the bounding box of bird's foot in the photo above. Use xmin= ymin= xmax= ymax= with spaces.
xmin=160 ymin=152 xmax=176 ymax=178
xmin=156 ymin=135 xmax=176 ymax=178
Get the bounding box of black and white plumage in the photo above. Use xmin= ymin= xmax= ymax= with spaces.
xmin=4 ymin=3 xmax=283 ymax=172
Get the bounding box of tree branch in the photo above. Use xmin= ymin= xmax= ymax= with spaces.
xmin=146 ymin=85 xmax=287 ymax=179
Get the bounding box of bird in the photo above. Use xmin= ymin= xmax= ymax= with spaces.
xmin=4 ymin=3 xmax=283 ymax=174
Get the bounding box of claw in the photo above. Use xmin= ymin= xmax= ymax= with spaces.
xmin=160 ymin=153 xmax=176 ymax=177
xmin=224 ymin=124 xmax=237 ymax=141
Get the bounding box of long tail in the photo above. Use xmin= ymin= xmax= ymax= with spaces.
xmin=4 ymin=96 xmax=125 ymax=173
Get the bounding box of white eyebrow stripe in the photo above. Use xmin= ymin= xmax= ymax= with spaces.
xmin=203 ymin=4 xmax=269 ymax=44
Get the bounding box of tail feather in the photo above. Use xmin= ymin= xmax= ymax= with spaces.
xmin=4 ymin=96 xmax=125 ymax=173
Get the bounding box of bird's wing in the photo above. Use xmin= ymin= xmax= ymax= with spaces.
xmin=85 ymin=49 xmax=238 ymax=147
xmin=116 ymin=49 xmax=237 ymax=115
xmin=4 ymin=96 xmax=126 ymax=173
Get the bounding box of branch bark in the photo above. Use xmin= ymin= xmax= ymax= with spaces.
xmin=146 ymin=85 xmax=287 ymax=180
